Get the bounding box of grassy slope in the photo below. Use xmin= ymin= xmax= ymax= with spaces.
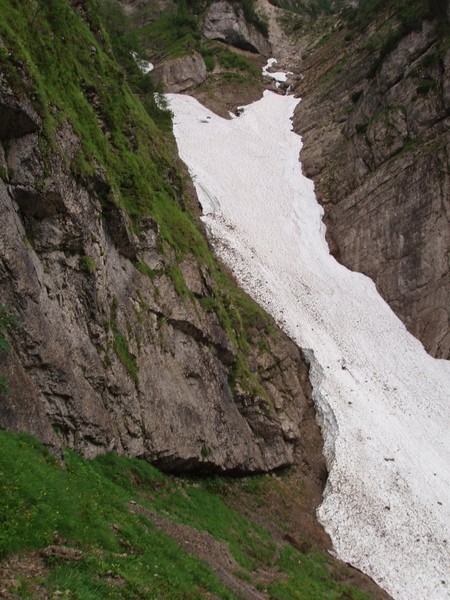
xmin=0 ymin=431 xmax=377 ymax=599
xmin=0 ymin=0 xmax=201 ymax=253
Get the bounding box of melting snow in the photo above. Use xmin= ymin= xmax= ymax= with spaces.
xmin=166 ymin=83 xmax=450 ymax=600
xmin=262 ymin=57 xmax=291 ymax=85
xmin=131 ymin=50 xmax=154 ymax=74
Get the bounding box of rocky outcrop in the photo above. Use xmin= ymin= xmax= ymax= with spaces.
xmin=293 ymin=14 xmax=450 ymax=359
xmin=202 ymin=1 xmax=271 ymax=57
xmin=153 ymin=52 xmax=207 ymax=93
xmin=0 ymin=79 xmax=316 ymax=475
xmin=0 ymin=82 xmax=40 ymax=141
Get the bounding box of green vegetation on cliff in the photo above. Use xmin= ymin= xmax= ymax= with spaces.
xmin=0 ymin=305 xmax=17 ymax=395
xmin=136 ymin=3 xmax=202 ymax=60
xmin=345 ymin=0 xmax=450 ymax=77
xmin=0 ymin=2 xmax=418 ymax=598
xmin=0 ymin=0 xmax=179 ymax=223
xmin=270 ymin=0 xmax=347 ymax=17
xmin=287 ymin=0 xmax=449 ymax=359
xmin=0 ymin=0 xmax=275 ymax=394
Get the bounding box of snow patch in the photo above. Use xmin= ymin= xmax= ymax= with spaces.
xmin=131 ymin=50 xmax=154 ymax=74
xmin=166 ymin=89 xmax=450 ymax=600
xmin=262 ymin=57 xmax=292 ymax=86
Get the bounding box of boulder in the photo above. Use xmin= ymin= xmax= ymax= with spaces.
xmin=154 ymin=52 xmax=207 ymax=93
xmin=202 ymin=1 xmax=271 ymax=57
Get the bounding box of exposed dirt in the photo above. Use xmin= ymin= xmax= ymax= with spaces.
xmin=0 ymin=6 xmax=396 ymax=600
xmin=185 ymin=0 xmax=308 ymax=120
xmin=0 ymin=552 xmax=49 ymax=599
xmin=188 ymin=74 xmax=266 ymax=119
xmin=188 ymin=50 xmax=269 ymax=118
xmin=127 ymin=465 xmax=392 ymax=600
xmin=0 ymin=532 xmax=87 ymax=599
xmin=129 ymin=502 xmax=274 ymax=600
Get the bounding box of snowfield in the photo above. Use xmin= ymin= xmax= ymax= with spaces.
xmin=166 ymin=85 xmax=450 ymax=600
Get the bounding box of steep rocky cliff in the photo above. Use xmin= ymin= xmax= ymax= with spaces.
xmin=291 ymin=0 xmax=450 ymax=358
xmin=0 ymin=0 xmax=318 ymax=475
xmin=202 ymin=0 xmax=272 ymax=56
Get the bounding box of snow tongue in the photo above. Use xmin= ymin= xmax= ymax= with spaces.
xmin=166 ymin=80 xmax=450 ymax=600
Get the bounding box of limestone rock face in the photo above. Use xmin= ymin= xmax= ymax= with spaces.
xmin=202 ymin=1 xmax=271 ymax=56
xmin=0 ymin=80 xmax=316 ymax=475
xmin=154 ymin=52 xmax=207 ymax=93
xmin=293 ymin=18 xmax=450 ymax=359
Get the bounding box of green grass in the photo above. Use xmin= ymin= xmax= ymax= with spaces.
xmin=0 ymin=166 xmax=9 ymax=181
xmin=221 ymin=72 xmax=254 ymax=85
xmin=0 ymin=432 xmax=237 ymax=599
xmin=0 ymin=0 xmax=279 ymax=396
xmin=0 ymin=304 xmax=18 ymax=395
xmin=269 ymin=545 xmax=370 ymax=600
xmin=135 ymin=10 xmax=260 ymax=84
xmin=79 ymin=255 xmax=97 ymax=274
xmin=0 ymin=305 xmax=16 ymax=356
xmin=148 ymin=479 xmax=277 ymax=571
xmin=134 ymin=261 xmax=158 ymax=279
xmin=110 ymin=299 xmax=139 ymax=383
xmin=201 ymin=48 xmax=216 ymax=72
xmin=0 ymin=0 xmax=196 ymax=257
xmin=0 ymin=431 xmax=378 ymax=599
xmin=415 ymin=77 xmax=436 ymax=94
xmin=213 ymin=45 xmax=259 ymax=76
xmin=137 ymin=8 xmax=201 ymax=61
xmin=3 ymin=0 xmax=243 ymax=384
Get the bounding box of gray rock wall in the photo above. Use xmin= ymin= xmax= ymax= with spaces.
xmin=293 ymin=17 xmax=450 ymax=359
xmin=202 ymin=1 xmax=271 ymax=56
xmin=0 ymin=79 xmax=317 ymax=474
xmin=153 ymin=52 xmax=207 ymax=93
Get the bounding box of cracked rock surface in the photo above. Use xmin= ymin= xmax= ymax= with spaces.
xmin=0 ymin=78 xmax=317 ymax=476
xmin=293 ymin=16 xmax=450 ymax=359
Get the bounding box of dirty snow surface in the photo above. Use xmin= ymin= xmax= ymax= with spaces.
xmin=166 ymin=89 xmax=450 ymax=600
